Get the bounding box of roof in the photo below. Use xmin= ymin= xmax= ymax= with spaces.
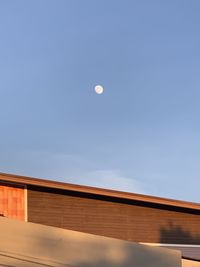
xmin=1 ymin=172 xmax=200 ymax=211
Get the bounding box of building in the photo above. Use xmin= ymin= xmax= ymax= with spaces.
xmin=0 ymin=172 xmax=200 ymax=266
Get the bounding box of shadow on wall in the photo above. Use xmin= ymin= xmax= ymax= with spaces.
xmin=160 ymin=222 xmax=200 ymax=244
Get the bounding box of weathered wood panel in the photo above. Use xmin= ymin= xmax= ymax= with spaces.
xmin=27 ymin=186 xmax=200 ymax=244
xmin=0 ymin=183 xmax=25 ymax=220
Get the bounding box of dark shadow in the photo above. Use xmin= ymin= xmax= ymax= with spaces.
xmin=160 ymin=221 xmax=200 ymax=244
xmin=0 ymin=181 xmax=25 ymax=189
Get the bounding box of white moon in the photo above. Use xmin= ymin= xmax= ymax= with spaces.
xmin=95 ymin=85 xmax=104 ymax=94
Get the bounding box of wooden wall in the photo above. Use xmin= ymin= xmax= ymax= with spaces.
xmin=27 ymin=186 xmax=200 ymax=244
xmin=0 ymin=183 xmax=25 ymax=221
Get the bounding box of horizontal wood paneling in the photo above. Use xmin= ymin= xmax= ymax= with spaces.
xmin=27 ymin=186 xmax=200 ymax=244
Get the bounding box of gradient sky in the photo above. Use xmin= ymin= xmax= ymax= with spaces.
xmin=1 ymin=0 xmax=200 ymax=202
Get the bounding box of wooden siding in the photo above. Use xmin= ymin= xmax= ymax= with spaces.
xmin=1 ymin=172 xmax=200 ymax=211
xmin=27 ymin=186 xmax=200 ymax=244
xmin=0 ymin=183 xmax=25 ymax=221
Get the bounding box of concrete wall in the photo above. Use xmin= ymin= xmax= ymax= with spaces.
xmin=182 ymin=260 xmax=200 ymax=267
xmin=0 ymin=217 xmax=181 ymax=267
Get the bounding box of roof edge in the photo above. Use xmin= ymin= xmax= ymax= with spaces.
xmin=0 ymin=172 xmax=200 ymax=211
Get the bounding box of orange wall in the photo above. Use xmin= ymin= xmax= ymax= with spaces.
xmin=0 ymin=184 xmax=25 ymax=220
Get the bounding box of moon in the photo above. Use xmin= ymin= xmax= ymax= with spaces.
xmin=95 ymin=85 xmax=104 ymax=94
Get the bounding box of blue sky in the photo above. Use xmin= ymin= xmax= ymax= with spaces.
xmin=1 ymin=0 xmax=200 ymax=202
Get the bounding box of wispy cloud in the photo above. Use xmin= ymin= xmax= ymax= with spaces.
xmin=66 ymin=169 xmax=146 ymax=194
xmin=0 ymin=149 xmax=145 ymax=194
xmin=2 ymin=148 xmax=199 ymax=202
